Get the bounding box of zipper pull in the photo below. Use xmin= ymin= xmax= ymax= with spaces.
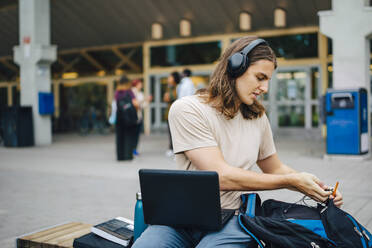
xmin=320 ymin=206 xmax=328 ymax=214
xmin=260 ymin=240 xmax=266 ymax=247
xmin=354 ymin=227 xmax=363 ymax=237
xmin=311 ymin=242 xmax=320 ymax=248
xmin=362 ymin=230 xmax=370 ymax=241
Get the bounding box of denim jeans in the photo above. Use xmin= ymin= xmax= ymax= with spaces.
xmin=132 ymin=216 xmax=252 ymax=248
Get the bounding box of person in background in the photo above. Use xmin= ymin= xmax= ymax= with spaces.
xmin=131 ymin=79 xmax=152 ymax=156
xmin=163 ymin=71 xmax=180 ymax=157
xmin=115 ymin=76 xmax=139 ymax=161
xmin=177 ymin=68 xmax=196 ymax=99
xmin=108 ymin=98 xmax=117 ymax=126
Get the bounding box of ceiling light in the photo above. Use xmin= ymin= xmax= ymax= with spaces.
xmin=151 ymin=23 xmax=163 ymax=39
xmin=180 ymin=19 xmax=191 ymax=37
xmin=62 ymin=72 xmax=78 ymax=79
xmin=274 ymin=8 xmax=286 ymax=27
xmin=239 ymin=12 xmax=251 ymax=31
xmin=115 ymin=69 xmax=123 ymax=75
xmin=97 ymin=70 xmax=106 ymax=76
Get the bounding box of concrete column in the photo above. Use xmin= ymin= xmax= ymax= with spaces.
xmin=143 ymin=43 xmax=151 ymax=135
xmin=13 ymin=0 xmax=57 ymax=145
xmin=318 ymin=0 xmax=372 ymax=89
xmin=269 ymin=71 xmax=278 ymax=130
xmin=53 ymin=82 xmax=60 ymax=118
xmin=107 ymin=79 xmax=115 ymax=118
xmin=305 ymin=67 xmax=312 ymax=130
xmin=318 ymin=0 xmax=372 ymax=156
xmin=7 ymin=84 xmax=12 ymax=106
xmin=318 ymin=32 xmax=329 ymax=137
xmin=317 ymin=32 xmax=328 ymax=94
xmin=221 ymin=37 xmax=231 ymax=55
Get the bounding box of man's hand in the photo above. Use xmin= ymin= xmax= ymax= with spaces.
xmin=288 ymin=172 xmax=332 ymax=203
xmin=322 ymin=184 xmax=344 ymax=207
xmin=331 ymin=190 xmax=343 ymax=207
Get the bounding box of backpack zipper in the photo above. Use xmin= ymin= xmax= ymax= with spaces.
xmin=347 ymin=215 xmax=367 ymax=248
xmin=362 ymin=230 xmax=370 ymax=241
xmin=355 ymin=227 xmax=363 ymax=237
xmin=311 ymin=242 xmax=320 ymax=248
xmin=320 ymin=206 xmax=328 ymax=214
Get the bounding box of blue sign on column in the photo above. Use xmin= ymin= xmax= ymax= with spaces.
xmin=38 ymin=92 xmax=54 ymax=115
xmin=325 ymin=88 xmax=368 ymax=155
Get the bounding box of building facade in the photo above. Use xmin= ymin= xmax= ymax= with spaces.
xmin=0 ymin=0 xmax=371 ymax=138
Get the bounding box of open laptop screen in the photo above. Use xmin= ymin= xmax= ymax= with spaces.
xmin=139 ymin=169 xmax=225 ymax=230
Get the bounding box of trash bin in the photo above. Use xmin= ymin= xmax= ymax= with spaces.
xmin=2 ymin=106 xmax=34 ymax=147
xmin=325 ymin=88 xmax=368 ymax=155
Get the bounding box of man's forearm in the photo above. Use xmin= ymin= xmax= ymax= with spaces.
xmin=269 ymin=163 xmax=297 ymax=175
xmin=185 ymin=147 xmax=330 ymax=202
xmin=218 ymin=165 xmax=294 ymax=191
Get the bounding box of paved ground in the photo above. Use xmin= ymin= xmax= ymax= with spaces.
xmin=0 ymin=132 xmax=372 ymax=247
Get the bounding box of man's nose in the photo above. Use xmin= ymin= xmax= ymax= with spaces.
xmin=259 ymin=81 xmax=269 ymax=93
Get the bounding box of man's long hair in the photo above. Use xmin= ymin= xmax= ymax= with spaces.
xmin=199 ymin=36 xmax=277 ymax=120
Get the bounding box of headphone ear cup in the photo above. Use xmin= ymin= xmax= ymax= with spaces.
xmin=227 ymin=53 xmax=248 ymax=78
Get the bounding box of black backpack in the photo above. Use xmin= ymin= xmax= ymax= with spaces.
xmin=238 ymin=194 xmax=372 ymax=248
xmin=116 ymin=93 xmax=138 ymax=126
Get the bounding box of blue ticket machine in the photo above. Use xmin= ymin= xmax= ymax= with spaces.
xmin=326 ymin=88 xmax=369 ymax=155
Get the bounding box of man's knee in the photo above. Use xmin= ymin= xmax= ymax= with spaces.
xmin=132 ymin=225 xmax=190 ymax=248
xmin=196 ymin=216 xmax=252 ymax=248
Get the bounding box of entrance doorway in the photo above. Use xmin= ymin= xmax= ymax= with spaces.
xmin=265 ymin=66 xmax=321 ymax=131
xmin=149 ymin=66 xmax=321 ymax=134
xmin=149 ymin=71 xmax=211 ymax=131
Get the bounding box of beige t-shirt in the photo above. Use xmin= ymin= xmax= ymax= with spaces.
xmin=168 ymin=95 xmax=276 ymax=209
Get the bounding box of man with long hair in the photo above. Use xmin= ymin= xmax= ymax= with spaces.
xmin=133 ymin=37 xmax=343 ymax=247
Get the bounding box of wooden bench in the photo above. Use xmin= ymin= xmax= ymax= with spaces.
xmin=17 ymin=222 xmax=92 ymax=248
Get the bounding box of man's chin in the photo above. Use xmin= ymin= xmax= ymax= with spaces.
xmin=241 ymin=98 xmax=261 ymax=106
xmin=242 ymin=99 xmax=254 ymax=106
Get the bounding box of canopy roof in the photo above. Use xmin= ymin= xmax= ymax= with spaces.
xmin=0 ymin=0 xmax=331 ymax=57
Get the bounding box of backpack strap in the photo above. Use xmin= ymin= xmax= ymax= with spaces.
xmin=238 ymin=214 xmax=265 ymax=248
xmin=238 ymin=193 xmax=265 ymax=248
xmin=239 ymin=193 xmax=262 ymax=217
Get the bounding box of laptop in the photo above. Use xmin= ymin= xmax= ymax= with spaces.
xmin=138 ymin=169 xmax=235 ymax=231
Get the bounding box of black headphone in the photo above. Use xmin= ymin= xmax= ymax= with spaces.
xmin=227 ymin=39 xmax=268 ymax=78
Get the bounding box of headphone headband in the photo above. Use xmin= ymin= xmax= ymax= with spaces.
xmin=240 ymin=39 xmax=267 ymax=56
xmin=227 ymin=38 xmax=268 ymax=78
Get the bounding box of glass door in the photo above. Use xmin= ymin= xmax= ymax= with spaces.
xmin=268 ymin=66 xmax=320 ymax=130
xmin=149 ymin=71 xmax=212 ymax=131
xmin=149 ymin=74 xmax=169 ymax=131
xmin=149 ymin=67 xmax=321 ymax=132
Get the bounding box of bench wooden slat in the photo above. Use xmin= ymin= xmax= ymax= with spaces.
xmin=32 ymin=223 xmax=89 ymax=243
xmin=20 ymin=222 xmax=81 ymax=240
xmin=48 ymin=225 xmax=92 ymax=246
xmin=17 ymin=222 xmax=92 ymax=248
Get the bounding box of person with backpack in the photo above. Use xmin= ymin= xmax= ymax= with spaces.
xmin=115 ymin=75 xmax=139 ymax=161
xmin=132 ymin=37 xmax=343 ymax=247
